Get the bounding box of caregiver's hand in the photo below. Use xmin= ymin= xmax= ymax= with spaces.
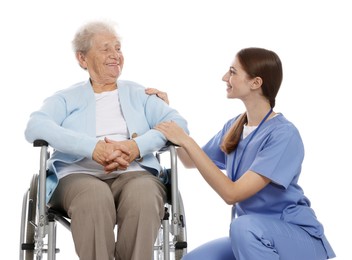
xmin=154 ymin=121 xmax=190 ymax=146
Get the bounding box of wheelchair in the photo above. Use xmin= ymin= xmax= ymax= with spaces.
xmin=19 ymin=139 xmax=187 ymax=260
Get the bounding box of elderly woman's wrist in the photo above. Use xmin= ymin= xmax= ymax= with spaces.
xmin=130 ymin=139 xmax=142 ymax=161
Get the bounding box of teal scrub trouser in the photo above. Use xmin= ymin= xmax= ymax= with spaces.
xmin=183 ymin=215 xmax=329 ymax=260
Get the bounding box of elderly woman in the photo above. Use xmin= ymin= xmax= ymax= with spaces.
xmin=25 ymin=21 xmax=188 ymax=260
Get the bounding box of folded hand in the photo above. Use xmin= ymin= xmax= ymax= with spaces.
xmin=92 ymin=140 xmax=131 ymax=173
xmin=103 ymin=138 xmax=141 ymax=173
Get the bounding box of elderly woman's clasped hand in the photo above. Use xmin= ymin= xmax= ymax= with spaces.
xmin=104 ymin=138 xmax=141 ymax=172
xmin=92 ymin=139 xmax=130 ymax=172
xmin=92 ymin=137 xmax=143 ymax=173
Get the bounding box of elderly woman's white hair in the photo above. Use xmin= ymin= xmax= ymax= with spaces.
xmin=72 ymin=20 xmax=121 ymax=54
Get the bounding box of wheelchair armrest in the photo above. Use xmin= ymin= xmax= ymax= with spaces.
xmin=33 ymin=139 xmax=49 ymax=147
xmin=166 ymin=140 xmax=178 ymax=147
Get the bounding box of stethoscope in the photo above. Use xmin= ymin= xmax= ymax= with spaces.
xmin=231 ymin=108 xmax=273 ymax=181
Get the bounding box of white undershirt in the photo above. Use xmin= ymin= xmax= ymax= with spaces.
xmin=243 ymin=113 xmax=279 ymax=139
xmin=243 ymin=125 xmax=257 ymax=139
xmin=95 ymin=89 xmax=128 ymax=138
xmin=56 ymin=89 xmax=144 ymax=180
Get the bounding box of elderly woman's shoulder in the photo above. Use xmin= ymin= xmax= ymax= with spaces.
xmin=118 ymin=80 xmax=149 ymax=97
xmin=118 ymin=79 xmax=145 ymax=89
xmin=53 ymin=81 xmax=90 ymax=96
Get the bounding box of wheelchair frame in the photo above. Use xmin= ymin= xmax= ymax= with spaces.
xmin=19 ymin=140 xmax=187 ymax=260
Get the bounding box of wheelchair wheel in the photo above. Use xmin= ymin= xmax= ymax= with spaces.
xmin=154 ymin=191 xmax=187 ymax=260
xmin=174 ymin=192 xmax=187 ymax=260
xmin=20 ymin=174 xmax=39 ymax=260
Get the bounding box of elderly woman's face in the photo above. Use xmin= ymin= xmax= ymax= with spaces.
xmin=82 ymin=32 xmax=124 ymax=84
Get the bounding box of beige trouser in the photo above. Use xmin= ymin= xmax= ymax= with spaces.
xmin=49 ymin=171 xmax=166 ymax=260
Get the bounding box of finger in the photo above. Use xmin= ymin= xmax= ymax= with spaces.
xmin=154 ymin=124 xmax=165 ymax=131
xmin=158 ymin=122 xmax=171 ymax=129
xmin=104 ymin=136 xmax=114 ymax=143
xmin=145 ymin=88 xmax=158 ymax=94
xmin=156 ymin=93 xmax=169 ymax=104
xmin=105 ymin=161 xmax=128 ymax=173
xmin=120 ymin=153 xmax=130 ymax=161
xmin=115 ymin=157 xmax=130 ymax=167
xmin=106 ymin=150 xmax=122 ymax=162
xmin=117 ymin=144 xmax=131 ymax=155
xmin=104 ymin=161 xmax=119 ymax=173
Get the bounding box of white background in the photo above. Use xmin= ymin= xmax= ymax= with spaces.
xmin=1 ymin=0 xmax=351 ymax=259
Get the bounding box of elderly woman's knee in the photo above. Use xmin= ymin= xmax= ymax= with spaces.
xmin=125 ymin=175 xmax=165 ymax=202
xmin=73 ymin=180 xmax=114 ymax=210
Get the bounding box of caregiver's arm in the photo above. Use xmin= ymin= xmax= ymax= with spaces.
xmin=155 ymin=121 xmax=270 ymax=205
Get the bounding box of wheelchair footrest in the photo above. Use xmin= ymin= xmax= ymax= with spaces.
xmin=21 ymin=243 xmax=35 ymax=250
xmin=175 ymin=241 xmax=187 ymax=249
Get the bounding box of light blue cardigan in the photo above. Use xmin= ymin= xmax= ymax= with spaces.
xmin=25 ymin=79 xmax=189 ymax=203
